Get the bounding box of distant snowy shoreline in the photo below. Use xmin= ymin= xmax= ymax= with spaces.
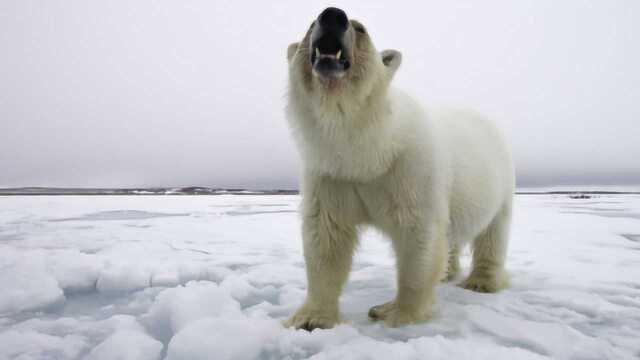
xmin=1 ymin=186 xmax=639 ymax=196
xmin=0 ymin=187 xmax=299 ymax=196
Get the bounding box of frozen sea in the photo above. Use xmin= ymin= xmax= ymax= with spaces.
xmin=0 ymin=194 xmax=639 ymax=359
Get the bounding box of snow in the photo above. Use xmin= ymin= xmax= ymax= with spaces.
xmin=85 ymin=330 xmax=162 ymax=360
xmin=0 ymin=194 xmax=639 ymax=359
xmin=0 ymin=257 xmax=65 ymax=314
xmin=0 ymin=330 xmax=86 ymax=360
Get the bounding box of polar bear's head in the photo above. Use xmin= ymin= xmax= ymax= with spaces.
xmin=287 ymin=7 xmax=401 ymax=100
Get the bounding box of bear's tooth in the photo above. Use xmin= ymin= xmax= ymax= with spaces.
xmin=336 ymin=50 xmax=342 ymax=60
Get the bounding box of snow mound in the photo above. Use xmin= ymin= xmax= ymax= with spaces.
xmin=0 ymin=330 xmax=86 ymax=360
xmin=96 ymin=264 xmax=153 ymax=293
xmin=85 ymin=330 xmax=162 ymax=360
xmin=166 ymin=317 xmax=281 ymax=360
xmin=143 ymin=281 xmax=242 ymax=342
xmin=0 ymin=252 xmax=65 ymax=314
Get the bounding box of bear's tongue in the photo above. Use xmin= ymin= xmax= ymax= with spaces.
xmin=315 ymin=48 xmax=342 ymax=61
xmin=311 ymin=41 xmax=350 ymax=78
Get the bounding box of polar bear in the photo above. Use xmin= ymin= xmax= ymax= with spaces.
xmin=284 ymin=7 xmax=514 ymax=330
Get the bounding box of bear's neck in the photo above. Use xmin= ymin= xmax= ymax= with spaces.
xmin=292 ymin=87 xmax=401 ymax=182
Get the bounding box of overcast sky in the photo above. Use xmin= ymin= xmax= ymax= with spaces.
xmin=1 ymin=1 xmax=638 ymax=189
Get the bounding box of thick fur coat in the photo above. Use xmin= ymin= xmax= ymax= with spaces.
xmin=284 ymin=13 xmax=514 ymax=330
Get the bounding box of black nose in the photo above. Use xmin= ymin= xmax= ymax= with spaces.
xmin=317 ymin=7 xmax=348 ymax=33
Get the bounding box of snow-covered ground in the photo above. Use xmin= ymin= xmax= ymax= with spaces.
xmin=1 ymin=194 xmax=639 ymax=359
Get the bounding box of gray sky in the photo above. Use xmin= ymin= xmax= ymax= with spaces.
xmin=1 ymin=1 xmax=639 ymax=189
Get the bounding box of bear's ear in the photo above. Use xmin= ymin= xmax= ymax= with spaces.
xmin=287 ymin=42 xmax=299 ymax=63
xmin=381 ymin=49 xmax=402 ymax=76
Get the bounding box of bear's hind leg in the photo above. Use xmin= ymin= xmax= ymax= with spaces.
xmin=444 ymin=243 xmax=461 ymax=282
xmin=461 ymin=204 xmax=511 ymax=293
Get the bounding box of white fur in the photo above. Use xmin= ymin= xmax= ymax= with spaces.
xmin=284 ymin=29 xmax=514 ymax=329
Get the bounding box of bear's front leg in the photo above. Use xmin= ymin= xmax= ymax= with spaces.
xmin=284 ymin=210 xmax=358 ymax=331
xmin=369 ymin=224 xmax=447 ymax=327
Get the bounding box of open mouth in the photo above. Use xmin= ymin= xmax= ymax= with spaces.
xmin=310 ymin=7 xmax=351 ymax=78
xmin=311 ymin=46 xmax=350 ymax=78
